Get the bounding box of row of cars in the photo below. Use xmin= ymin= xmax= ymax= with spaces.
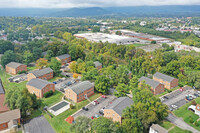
xmin=185 ymin=92 xmax=200 ymax=101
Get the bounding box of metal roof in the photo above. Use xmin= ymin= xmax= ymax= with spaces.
xmin=93 ymin=61 xmax=102 ymax=67
xmin=139 ymin=76 xmax=160 ymax=88
xmin=56 ymin=54 xmax=71 ymax=60
xmin=68 ymin=81 xmax=93 ymax=95
xmin=6 ymin=62 xmax=24 ymax=69
xmin=0 ymin=78 xmax=5 ymax=94
xmin=31 ymin=67 xmax=53 ymax=78
xmin=0 ymin=109 xmax=21 ymax=124
xmin=150 ymin=124 xmax=168 ymax=133
xmin=105 ymin=97 xmax=133 ymax=116
xmin=154 ymin=72 xmax=175 ymax=82
xmin=27 ymin=78 xmax=53 ymax=90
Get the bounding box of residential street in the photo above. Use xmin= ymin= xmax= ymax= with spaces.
xmin=166 ymin=113 xmax=199 ymax=133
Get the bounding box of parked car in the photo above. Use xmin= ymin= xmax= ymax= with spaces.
xmin=160 ymin=97 xmax=165 ymax=102
xmin=171 ymin=104 xmax=178 ymax=109
xmin=101 ymin=95 xmax=107 ymax=98
xmin=92 ymin=101 xmax=97 ymax=105
xmin=61 ymin=84 xmax=66 ymax=88
xmin=95 ymin=114 xmax=99 ymax=118
xmin=194 ymin=93 xmax=199 ymax=97
xmin=186 ymin=96 xmax=193 ymax=101
xmin=163 ymin=96 xmax=169 ymax=99
xmin=94 ymin=100 xmax=99 ymax=104
xmin=71 ymin=79 xmax=76 ymax=84
xmin=99 ymin=109 xmax=104 ymax=115
xmin=66 ymin=81 xmax=72 ymax=86
xmin=82 ymin=107 xmax=88 ymax=111
xmin=91 ymin=116 xmax=95 ymax=119
xmin=53 ymin=81 xmax=57 ymax=84
xmin=189 ymin=94 xmax=197 ymax=99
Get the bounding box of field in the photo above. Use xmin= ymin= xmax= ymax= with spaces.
xmin=174 ymin=97 xmax=200 ymax=131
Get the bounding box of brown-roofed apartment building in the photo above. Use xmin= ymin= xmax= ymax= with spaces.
xmin=0 ymin=79 xmax=9 ymax=113
xmin=6 ymin=62 xmax=27 ymax=75
xmin=56 ymin=54 xmax=71 ymax=65
xmin=27 ymin=67 xmax=53 ymax=81
xmin=26 ymin=78 xmax=55 ymax=98
xmin=0 ymin=109 xmax=21 ymax=131
xmin=104 ymin=97 xmax=133 ymax=124
xmin=93 ymin=61 xmax=102 ymax=70
xmin=65 ymin=81 xmax=94 ymax=103
xmin=139 ymin=76 xmax=165 ymax=95
xmin=153 ymin=72 xmax=178 ymax=89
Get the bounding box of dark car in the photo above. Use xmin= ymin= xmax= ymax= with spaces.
xmin=194 ymin=93 xmax=199 ymax=97
xmin=163 ymin=96 xmax=169 ymax=99
xmin=82 ymin=107 xmax=88 ymax=111
xmin=94 ymin=100 xmax=99 ymax=104
xmin=66 ymin=81 xmax=72 ymax=86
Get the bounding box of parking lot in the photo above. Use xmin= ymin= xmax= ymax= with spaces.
xmin=9 ymin=73 xmax=27 ymax=83
xmin=161 ymin=86 xmax=197 ymax=110
xmin=73 ymin=95 xmax=116 ymax=119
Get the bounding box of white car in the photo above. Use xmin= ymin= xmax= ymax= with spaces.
xmin=189 ymin=94 xmax=197 ymax=99
xmin=160 ymin=97 xmax=165 ymax=102
xmin=171 ymin=105 xmax=178 ymax=109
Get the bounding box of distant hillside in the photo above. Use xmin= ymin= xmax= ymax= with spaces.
xmin=0 ymin=6 xmax=200 ymax=17
xmin=52 ymin=7 xmax=112 ymax=17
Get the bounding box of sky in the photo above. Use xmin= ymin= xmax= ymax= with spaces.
xmin=0 ymin=0 xmax=200 ymax=8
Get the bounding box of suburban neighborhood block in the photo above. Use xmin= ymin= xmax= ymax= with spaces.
xmin=65 ymin=81 xmax=94 ymax=103
xmin=27 ymin=67 xmax=53 ymax=81
xmin=6 ymin=62 xmax=27 ymax=75
xmin=104 ymin=97 xmax=133 ymax=123
xmin=26 ymin=78 xmax=55 ymax=98
xmin=153 ymin=72 xmax=178 ymax=89
xmin=56 ymin=54 xmax=71 ymax=65
xmin=139 ymin=76 xmax=165 ymax=95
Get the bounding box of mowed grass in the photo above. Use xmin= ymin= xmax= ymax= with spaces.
xmin=42 ymin=90 xmax=64 ymax=107
xmin=169 ymin=126 xmax=190 ymax=133
xmin=44 ymin=93 xmax=101 ymax=133
xmin=161 ymin=120 xmax=174 ymax=130
xmin=132 ymin=43 xmax=148 ymax=47
xmin=174 ymin=97 xmax=200 ymax=131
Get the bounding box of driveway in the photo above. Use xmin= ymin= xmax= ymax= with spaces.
xmin=73 ymin=95 xmax=116 ymax=119
xmin=24 ymin=116 xmax=55 ymax=133
xmin=166 ymin=113 xmax=199 ymax=133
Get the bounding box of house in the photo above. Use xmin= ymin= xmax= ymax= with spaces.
xmin=139 ymin=77 xmax=165 ymax=95
xmin=65 ymin=81 xmax=94 ymax=103
xmin=56 ymin=54 xmax=71 ymax=65
xmin=93 ymin=61 xmax=102 ymax=70
xmin=153 ymin=72 xmax=178 ymax=89
xmin=188 ymin=104 xmax=200 ymax=116
xmin=104 ymin=97 xmax=133 ymax=124
xmin=0 ymin=109 xmax=21 ymax=132
xmin=149 ymin=124 xmax=168 ymax=133
xmin=27 ymin=67 xmax=53 ymax=81
xmin=26 ymin=78 xmax=55 ymax=98
xmin=0 ymin=79 xmax=9 ymax=113
xmin=6 ymin=62 xmax=27 ymax=75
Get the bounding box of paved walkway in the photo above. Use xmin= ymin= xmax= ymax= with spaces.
xmin=166 ymin=113 xmax=199 ymax=133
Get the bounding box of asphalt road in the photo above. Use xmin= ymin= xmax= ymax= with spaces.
xmin=73 ymin=95 xmax=117 ymax=119
xmin=24 ymin=115 xmax=55 ymax=133
xmin=166 ymin=113 xmax=199 ymax=133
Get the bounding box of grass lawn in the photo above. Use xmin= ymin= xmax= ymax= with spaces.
xmin=132 ymin=43 xmax=148 ymax=47
xmin=48 ymin=77 xmax=62 ymax=82
xmin=44 ymin=93 xmax=101 ymax=133
xmin=41 ymin=90 xmax=64 ymax=107
xmin=169 ymin=126 xmax=188 ymax=133
xmin=174 ymin=97 xmax=200 ymax=131
xmin=161 ymin=120 xmax=174 ymax=130
xmin=0 ymin=68 xmax=27 ymax=91
xmin=27 ymin=66 xmax=37 ymax=71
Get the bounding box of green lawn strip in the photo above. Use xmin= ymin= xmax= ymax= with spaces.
xmin=44 ymin=93 xmax=101 ymax=133
xmin=169 ymin=126 xmax=188 ymax=133
xmin=41 ymin=90 xmax=64 ymax=107
xmin=132 ymin=43 xmax=148 ymax=47
xmin=161 ymin=120 xmax=174 ymax=130
xmin=27 ymin=66 xmax=37 ymax=71
xmin=48 ymin=77 xmax=62 ymax=82
xmin=174 ymin=97 xmax=200 ymax=131
xmin=29 ymin=109 xmax=43 ymax=119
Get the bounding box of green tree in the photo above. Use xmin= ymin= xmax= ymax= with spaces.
xmin=95 ymin=75 xmax=110 ymax=94
xmin=49 ymin=57 xmax=61 ymax=76
xmin=81 ymin=68 xmax=99 ymax=81
xmin=33 ymin=47 xmax=42 ymax=61
xmin=0 ymin=40 xmax=14 ymax=54
xmin=45 ymin=50 xmax=54 ymax=61
xmin=23 ymin=50 xmax=33 ymax=65
xmin=1 ymin=50 xmax=16 ymax=67
xmin=70 ymin=116 xmax=91 ymax=133
xmin=114 ymin=83 xmax=129 ymax=97
xmin=69 ymin=61 xmax=77 ymax=73
xmin=92 ymin=26 xmax=100 ymax=32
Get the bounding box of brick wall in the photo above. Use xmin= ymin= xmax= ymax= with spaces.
xmin=6 ymin=65 xmax=27 ymax=75
xmin=27 ymin=72 xmax=53 ymax=81
xmin=56 ymin=57 xmax=71 ymax=65
xmin=0 ymin=122 xmax=8 ymax=131
xmin=153 ymin=84 xmax=165 ymax=95
xmin=153 ymin=77 xmax=178 ymax=89
xmin=65 ymin=89 xmax=78 ymax=103
xmin=104 ymin=109 xmax=122 ymax=123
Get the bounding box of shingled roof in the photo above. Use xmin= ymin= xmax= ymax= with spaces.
xmin=56 ymin=54 xmax=71 ymax=60
xmin=27 ymin=78 xmax=53 ymax=90
xmin=139 ymin=76 xmax=160 ymax=88
xmin=93 ymin=61 xmax=102 ymax=67
xmin=6 ymin=62 xmax=24 ymax=69
xmin=31 ymin=67 xmax=53 ymax=78
xmin=154 ymin=72 xmax=175 ymax=82
xmin=0 ymin=79 xmax=5 ymax=94
xmin=105 ymin=97 xmax=133 ymax=116
xmin=150 ymin=124 xmax=168 ymax=133
xmin=0 ymin=109 xmax=20 ymax=124
xmin=68 ymin=81 xmax=93 ymax=95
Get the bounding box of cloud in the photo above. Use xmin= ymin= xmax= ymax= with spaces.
xmin=0 ymin=0 xmax=200 ymax=8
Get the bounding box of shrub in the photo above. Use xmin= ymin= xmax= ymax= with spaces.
xmin=167 ymin=89 xmax=172 ymax=93
xmin=70 ymin=104 xmax=74 ymax=109
xmin=179 ymin=83 xmax=184 ymax=87
xmin=194 ymin=121 xmax=200 ymax=126
xmin=18 ymin=70 xmax=26 ymax=74
xmin=189 ymin=117 xmax=194 ymax=123
xmin=44 ymin=90 xmax=53 ymax=98
xmin=73 ymin=73 xmax=79 ymax=79
xmin=191 ymin=100 xmax=197 ymax=105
